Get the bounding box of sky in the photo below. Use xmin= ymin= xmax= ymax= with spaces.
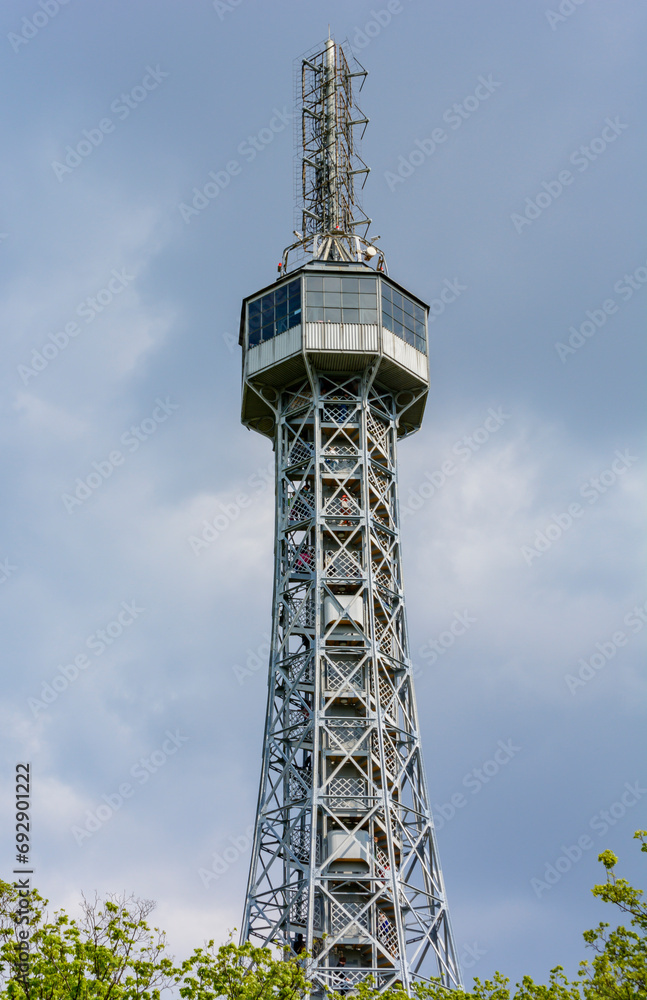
xmin=0 ymin=0 xmax=645 ymax=988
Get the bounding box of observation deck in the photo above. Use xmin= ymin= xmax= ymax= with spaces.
xmin=239 ymin=262 xmax=429 ymax=439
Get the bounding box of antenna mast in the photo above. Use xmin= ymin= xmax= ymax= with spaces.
xmin=282 ymin=38 xmax=384 ymax=273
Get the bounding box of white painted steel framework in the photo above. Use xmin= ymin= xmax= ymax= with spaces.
xmin=240 ymin=368 xmax=461 ymax=992
xmin=238 ymin=36 xmax=461 ymax=996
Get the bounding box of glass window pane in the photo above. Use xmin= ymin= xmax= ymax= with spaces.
xmin=306 ymin=276 xmax=323 ymax=291
xmin=414 ymin=318 xmax=425 ymax=336
xmin=248 ymin=311 xmax=261 ymax=334
xmin=380 ymin=283 xmax=391 ymax=305
xmin=358 ymin=277 xmax=377 ymax=292
xmin=359 ymin=292 xmax=376 ymax=308
xmin=326 ymin=307 xmax=342 ymax=323
xmin=324 ymin=291 xmax=341 ymax=307
xmin=262 ymin=299 xmax=274 ymax=318
xmin=381 ymin=310 xmax=393 ymax=331
xmin=393 ymin=305 xmax=404 ymax=324
xmin=248 ymin=328 xmax=261 ymax=347
xmin=404 ymin=327 xmax=415 ymax=346
xmin=288 ymin=279 xmax=300 ymax=297
xmin=392 ymin=291 xmax=403 ymax=311
xmin=414 ymin=303 xmax=425 ymax=323
xmin=249 ymin=299 xmax=262 ymax=318
xmin=341 ymin=292 xmax=359 ymax=307
xmin=288 ymin=306 xmax=302 ymax=327
xmin=306 ymin=306 xmax=324 ymax=321
xmin=323 ymin=276 xmax=341 ymax=292
xmin=275 ymin=285 xmax=287 ymax=304
xmin=393 ymin=319 xmax=404 ymax=338
xmin=403 ymin=296 xmax=415 ymax=317
xmin=276 ymin=316 xmax=289 ymax=334
xmin=276 ymin=300 xmax=287 ymax=319
xmin=308 ymin=290 xmax=324 ymax=306
xmin=341 ymin=277 xmax=358 ymax=292
xmin=343 ymin=308 xmax=360 ymax=324
xmin=360 ymin=308 xmax=378 ymax=323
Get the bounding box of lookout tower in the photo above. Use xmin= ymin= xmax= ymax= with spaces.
xmin=239 ymin=37 xmax=462 ymax=994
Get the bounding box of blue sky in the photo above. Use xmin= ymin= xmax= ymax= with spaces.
xmin=0 ymin=0 xmax=645 ymax=987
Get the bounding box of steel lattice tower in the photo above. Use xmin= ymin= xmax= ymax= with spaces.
xmin=239 ymin=37 xmax=462 ymax=995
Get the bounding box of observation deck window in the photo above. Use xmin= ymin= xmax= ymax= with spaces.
xmin=381 ymin=283 xmax=427 ymax=354
xmin=305 ymin=275 xmax=378 ymax=325
xmin=247 ymin=279 xmax=301 ymax=347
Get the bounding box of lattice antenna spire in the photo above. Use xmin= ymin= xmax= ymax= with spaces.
xmin=281 ymin=37 xmax=386 ymax=274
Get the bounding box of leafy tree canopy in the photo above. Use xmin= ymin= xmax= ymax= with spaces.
xmin=1 ymin=831 xmax=644 ymax=1000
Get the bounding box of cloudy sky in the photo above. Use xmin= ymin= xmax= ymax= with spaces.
xmin=1 ymin=0 xmax=645 ymax=988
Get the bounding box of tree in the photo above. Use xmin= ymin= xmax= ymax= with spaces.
xmin=0 ymin=832 xmax=644 ymax=1000
xmin=177 ymin=938 xmax=311 ymax=1000
xmin=0 ymin=885 xmax=175 ymax=999
xmin=578 ymin=830 xmax=646 ymax=999
xmin=0 ymin=885 xmax=310 ymax=1000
